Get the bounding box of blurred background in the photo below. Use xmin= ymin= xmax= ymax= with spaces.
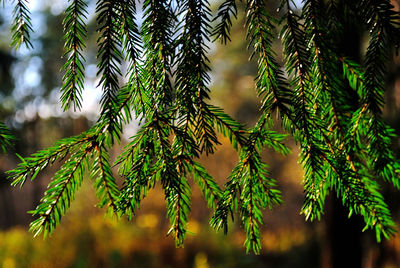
xmin=0 ymin=0 xmax=399 ymax=267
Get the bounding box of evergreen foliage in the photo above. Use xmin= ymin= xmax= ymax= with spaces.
xmin=6 ymin=0 xmax=400 ymax=253
xmin=10 ymin=0 xmax=32 ymax=49
xmin=61 ymin=0 xmax=88 ymax=111
xmin=0 ymin=123 xmax=15 ymax=153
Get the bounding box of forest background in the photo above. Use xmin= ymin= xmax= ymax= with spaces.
xmin=0 ymin=0 xmax=399 ymax=267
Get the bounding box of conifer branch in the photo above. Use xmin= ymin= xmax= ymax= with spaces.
xmin=11 ymin=0 xmax=33 ymax=49
xmin=118 ymin=0 xmax=147 ymax=119
xmin=4 ymin=0 xmax=400 ymax=252
xmin=189 ymin=160 xmax=222 ymax=209
xmin=246 ymin=0 xmax=291 ymax=117
xmin=154 ymin=114 xmax=190 ymax=247
xmin=117 ymin=125 xmax=156 ymax=217
xmin=330 ymin=168 xmax=396 ymax=242
xmin=212 ymin=0 xmax=237 ymax=44
xmin=175 ymin=0 xmax=219 ymax=155
xmin=212 ymin=115 xmax=284 ymax=253
xmin=61 ymin=0 xmax=88 ymax=111
xmin=208 ymin=104 xmax=246 ymax=149
xmin=342 ymin=1 xmax=400 ymax=190
xmin=0 ymin=123 xmax=16 ymax=153
xmin=92 ymin=144 xmax=120 ymax=212
xmin=29 ymin=143 xmax=92 ymax=237
xmin=9 ymin=130 xmax=96 ymax=187
xmin=142 ymin=0 xmax=175 ymax=109
xmin=280 ymin=0 xmax=329 ymax=221
xmin=359 ymin=0 xmax=400 ymax=189
xmin=96 ymin=0 xmax=123 ymax=141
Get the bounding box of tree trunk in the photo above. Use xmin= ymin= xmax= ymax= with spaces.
xmin=325 ymin=1 xmax=364 ymax=267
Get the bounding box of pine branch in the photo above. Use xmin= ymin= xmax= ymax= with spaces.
xmin=211 ymin=114 xmax=284 ymax=253
xmin=154 ymin=114 xmax=190 ymax=247
xmin=11 ymin=0 xmax=33 ymax=49
xmin=341 ymin=41 xmax=400 ymax=191
xmin=241 ymin=152 xmax=281 ymax=254
xmin=362 ymin=16 xmax=389 ymax=115
xmin=182 ymin=158 xmax=222 ymax=209
xmin=241 ymin=168 xmax=263 ymax=254
xmin=212 ymin=0 xmax=237 ymax=44
xmin=91 ymin=143 xmax=120 ymax=212
xmin=211 ymin=159 xmax=245 ymax=235
xmin=117 ymin=124 xmax=156 ymax=217
xmin=61 ymin=0 xmax=88 ymax=111
xmin=208 ymin=104 xmax=246 ymax=150
xmin=94 ymin=2 xmax=144 ymax=143
xmin=246 ymin=0 xmax=292 ymax=117
xmin=118 ymin=0 xmax=147 ymax=119
xmin=29 ymin=143 xmax=92 ymax=237
xmin=0 ymin=123 xmax=15 ymax=153
xmin=4 ymin=0 xmax=400 ymax=253
xmin=196 ymin=107 xmax=220 ymax=154
xmin=358 ymin=1 xmax=400 ymax=190
xmin=301 ymin=0 xmax=399 ymax=235
xmin=211 ymin=3 xmax=296 ymax=251
xmin=142 ymin=0 xmax=175 ymax=108
xmin=164 ymin=169 xmax=191 ymax=247
xmin=175 ymin=0 xmax=219 ymax=155
xmin=359 ymin=0 xmax=400 ymax=48
xmin=280 ymin=0 xmax=330 ymax=221
xmin=96 ymin=0 xmax=123 ymax=141
xmin=330 ymin=165 xmax=396 ymax=242
xmin=141 ymin=0 xmax=193 ymax=246
xmin=9 ymin=130 xmax=96 ymax=187
xmin=212 ymin=145 xmax=282 ymax=254
xmin=299 ymin=0 xmax=372 ymax=222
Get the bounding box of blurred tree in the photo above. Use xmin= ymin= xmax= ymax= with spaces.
xmin=0 ymin=11 xmax=16 ymax=158
xmin=5 ymin=0 xmax=400 ymax=260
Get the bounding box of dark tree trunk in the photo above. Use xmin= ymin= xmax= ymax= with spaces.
xmin=327 ymin=197 xmax=363 ymax=268
xmin=325 ymin=1 xmax=364 ymax=268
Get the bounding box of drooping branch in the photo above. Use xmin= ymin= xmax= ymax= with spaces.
xmin=61 ymin=0 xmax=88 ymax=111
